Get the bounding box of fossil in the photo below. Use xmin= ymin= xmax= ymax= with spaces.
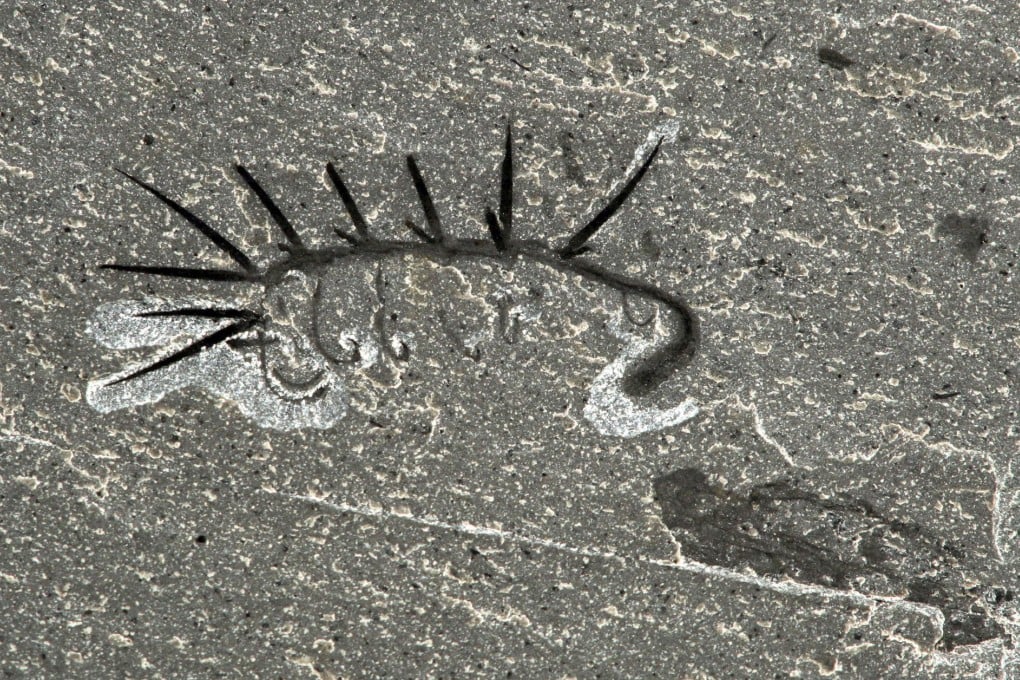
xmin=89 ymin=121 xmax=700 ymax=434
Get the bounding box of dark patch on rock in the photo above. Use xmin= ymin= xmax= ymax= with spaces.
xmin=939 ymin=213 xmax=989 ymax=261
xmin=652 ymin=468 xmax=1006 ymax=650
xmin=558 ymin=130 xmax=587 ymax=187
xmin=818 ymin=47 xmax=855 ymax=70
xmin=639 ymin=229 xmax=662 ymax=261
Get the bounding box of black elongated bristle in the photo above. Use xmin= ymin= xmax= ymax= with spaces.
xmin=332 ymin=227 xmax=360 ymax=245
xmin=559 ymin=137 xmax=663 ymax=259
xmin=226 ymin=334 xmax=277 ymax=350
xmin=100 ymin=264 xmax=253 ymax=282
xmin=136 ymin=307 xmax=259 ymax=321
xmin=105 ymin=317 xmax=259 ymax=386
xmin=484 ymin=208 xmax=507 ymax=251
xmin=499 ymin=121 xmax=513 ymax=242
xmin=325 ymin=162 xmax=370 ymax=241
xmin=404 ymin=219 xmax=435 ymax=244
xmin=234 ymin=164 xmax=304 ymax=250
xmin=115 ymin=169 xmax=256 ymax=273
xmin=405 ymin=155 xmax=444 ymax=243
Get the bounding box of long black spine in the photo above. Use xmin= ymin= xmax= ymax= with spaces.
xmin=115 ymin=169 xmax=255 ymax=273
xmin=560 ymin=137 xmax=663 ymax=258
xmin=234 ymin=164 xmax=304 ymax=249
xmin=105 ymin=317 xmax=259 ymax=386
xmin=498 ymin=122 xmax=513 ymax=243
xmin=325 ymin=162 xmax=370 ymax=241
xmin=405 ymin=155 xmax=444 ymax=243
xmin=100 ymin=264 xmax=252 ymax=282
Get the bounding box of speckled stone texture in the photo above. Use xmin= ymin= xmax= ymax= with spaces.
xmin=2 ymin=1 xmax=1019 ymax=678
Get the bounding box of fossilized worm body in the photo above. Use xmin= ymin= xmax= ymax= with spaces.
xmin=254 ymin=237 xmax=699 ymax=397
xmin=90 ymin=122 xmax=700 ymax=435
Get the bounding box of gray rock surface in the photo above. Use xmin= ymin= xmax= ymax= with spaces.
xmin=2 ymin=1 xmax=1019 ymax=677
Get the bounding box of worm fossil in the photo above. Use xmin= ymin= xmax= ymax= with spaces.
xmin=94 ymin=121 xmax=700 ymax=429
